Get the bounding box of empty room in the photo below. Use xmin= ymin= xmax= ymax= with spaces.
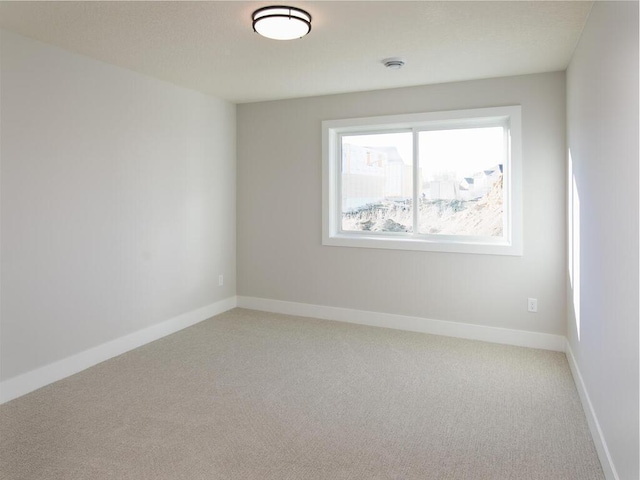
xmin=0 ymin=1 xmax=638 ymax=479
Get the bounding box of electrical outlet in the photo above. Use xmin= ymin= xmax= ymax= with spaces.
xmin=218 ymin=274 xmax=224 ymax=286
xmin=528 ymin=298 xmax=538 ymax=313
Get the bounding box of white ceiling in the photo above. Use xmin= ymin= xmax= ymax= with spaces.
xmin=0 ymin=1 xmax=593 ymax=104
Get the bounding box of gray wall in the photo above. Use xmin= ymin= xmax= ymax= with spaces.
xmin=237 ymin=72 xmax=566 ymax=336
xmin=566 ymin=2 xmax=639 ymax=479
xmin=0 ymin=31 xmax=237 ymax=381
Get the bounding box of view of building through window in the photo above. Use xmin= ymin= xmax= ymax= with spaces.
xmin=341 ymin=132 xmax=414 ymax=232
xmin=341 ymin=127 xmax=505 ymax=237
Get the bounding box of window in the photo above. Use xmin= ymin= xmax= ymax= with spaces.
xmin=322 ymin=106 xmax=522 ymax=255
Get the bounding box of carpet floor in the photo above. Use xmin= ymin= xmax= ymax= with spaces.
xmin=1 ymin=308 xmax=604 ymax=479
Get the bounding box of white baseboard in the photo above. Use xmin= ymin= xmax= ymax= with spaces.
xmin=0 ymin=296 xmax=238 ymax=404
xmin=565 ymin=341 xmax=619 ymax=480
xmin=237 ymin=296 xmax=566 ymax=352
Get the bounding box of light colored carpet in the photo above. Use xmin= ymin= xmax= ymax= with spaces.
xmin=1 ymin=308 xmax=604 ymax=479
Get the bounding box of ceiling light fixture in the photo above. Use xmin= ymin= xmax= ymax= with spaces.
xmin=252 ymin=5 xmax=312 ymax=41
xmin=383 ymin=57 xmax=405 ymax=70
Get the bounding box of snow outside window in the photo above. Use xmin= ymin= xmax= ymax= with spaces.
xmin=322 ymin=106 xmax=522 ymax=255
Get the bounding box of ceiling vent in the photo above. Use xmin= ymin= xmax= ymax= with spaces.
xmin=383 ymin=57 xmax=405 ymax=70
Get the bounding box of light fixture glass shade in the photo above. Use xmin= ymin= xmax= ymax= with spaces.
xmin=252 ymin=6 xmax=312 ymax=40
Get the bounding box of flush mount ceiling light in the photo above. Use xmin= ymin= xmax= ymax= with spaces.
xmin=252 ymin=5 xmax=312 ymax=40
xmin=383 ymin=57 xmax=405 ymax=70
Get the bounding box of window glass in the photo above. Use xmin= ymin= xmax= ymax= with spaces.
xmin=418 ymin=127 xmax=505 ymax=237
xmin=341 ymin=132 xmax=413 ymax=233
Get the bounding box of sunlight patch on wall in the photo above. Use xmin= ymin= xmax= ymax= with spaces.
xmin=568 ymin=150 xmax=581 ymax=340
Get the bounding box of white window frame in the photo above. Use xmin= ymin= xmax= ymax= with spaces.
xmin=322 ymin=105 xmax=522 ymax=256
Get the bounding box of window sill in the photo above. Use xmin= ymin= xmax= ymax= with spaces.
xmin=323 ymin=232 xmax=522 ymax=256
